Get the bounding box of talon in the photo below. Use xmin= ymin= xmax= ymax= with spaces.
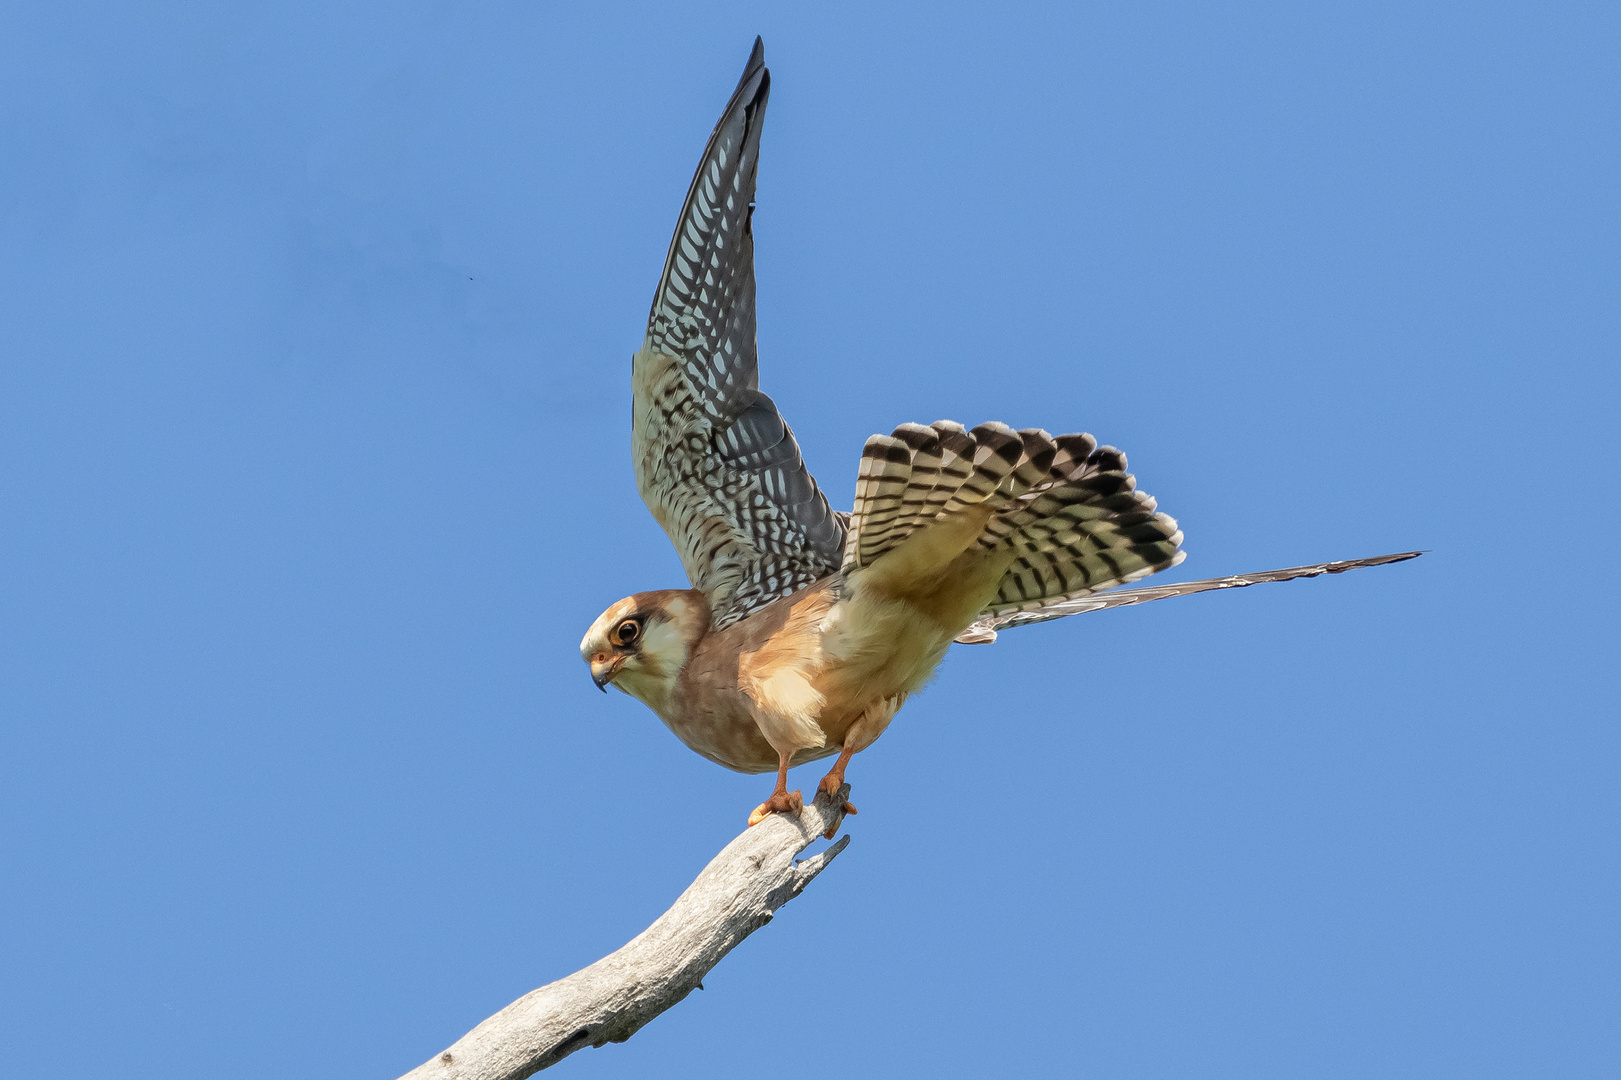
xmin=821 ymin=798 xmax=858 ymax=840
xmin=746 ymin=787 xmax=803 ymax=827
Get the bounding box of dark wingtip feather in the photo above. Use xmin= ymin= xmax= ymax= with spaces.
xmin=732 ymin=38 xmax=767 ymax=101
xmin=979 ymin=547 xmax=1426 ymax=636
xmin=1327 ymin=550 xmax=1425 ymax=571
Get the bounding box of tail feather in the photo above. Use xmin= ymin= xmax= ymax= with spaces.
xmin=921 ymin=421 xmax=976 ymax=520
xmin=848 ymin=435 xmax=913 ymax=570
xmin=841 ymin=421 xmax=1186 ymax=612
xmin=1000 ymin=429 xmax=1058 ymax=496
xmin=938 ymin=423 xmax=1023 ymax=517
xmin=888 ymin=423 xmax=945 ymax=541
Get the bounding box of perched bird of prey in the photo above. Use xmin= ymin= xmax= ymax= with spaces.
xmin=581 ymin=39 xmax=1419 ymax=832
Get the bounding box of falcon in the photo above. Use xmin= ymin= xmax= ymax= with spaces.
xmin=581 ymin=39 xmax=1419 ymax=832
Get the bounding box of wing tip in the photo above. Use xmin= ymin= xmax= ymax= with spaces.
xmin=733 ymin=37 xmax=769 ymax=105
xmin=1335 ymin=549 xmax=1426 ymax=571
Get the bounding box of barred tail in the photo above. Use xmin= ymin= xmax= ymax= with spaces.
xmin=842 ymin=420 xmax=1185 ymax=613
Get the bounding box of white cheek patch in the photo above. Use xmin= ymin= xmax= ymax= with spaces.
xmin=638 ymin=619 xmax=689 ymax=676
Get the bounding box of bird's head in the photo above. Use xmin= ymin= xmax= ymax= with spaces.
xmin=579 ymin=589 xmax=710 ymax=706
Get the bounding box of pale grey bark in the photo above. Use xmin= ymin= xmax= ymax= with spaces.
xmin=397 ymin=787 xmax=853 ymax=1080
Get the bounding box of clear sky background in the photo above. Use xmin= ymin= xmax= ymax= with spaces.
xmin=3 ymin=3 xmax=1617 ymax=1077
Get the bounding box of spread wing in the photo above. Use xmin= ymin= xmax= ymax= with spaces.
xmin=954 ymin=551 xmax=1424 ymax=643
xmin=632 ymin=38 xmax=845 ymax=629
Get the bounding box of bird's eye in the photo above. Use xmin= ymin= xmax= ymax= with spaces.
xmin=614 ymin=619 xmax=642 ymax=646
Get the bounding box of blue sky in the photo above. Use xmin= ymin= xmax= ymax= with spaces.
xmin=2 ymin=3 xmax=1617 ymax=1077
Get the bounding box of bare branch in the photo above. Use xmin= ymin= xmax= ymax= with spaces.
xmin=397 ymin=787 xmax=854 ymax=1080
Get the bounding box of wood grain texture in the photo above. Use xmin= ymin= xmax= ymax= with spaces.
xmin=395 ymin=787 xmax=854 ymax=1080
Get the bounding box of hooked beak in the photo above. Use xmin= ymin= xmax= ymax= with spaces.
xmin=590 ymin=654 xmax=624 ymax=692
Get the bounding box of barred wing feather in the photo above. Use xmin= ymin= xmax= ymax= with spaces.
xmin=633 ymin=39 xmax=845 ymax=629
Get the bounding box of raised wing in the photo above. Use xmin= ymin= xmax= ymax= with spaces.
xmin=632 ymin=39 xmax=845 ymax=629
xmin=954 ymin=551 xmax=1424 ymax=643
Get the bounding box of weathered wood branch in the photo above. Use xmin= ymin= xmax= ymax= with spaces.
xmin=397 ymin=786 xmax=854 ymax=1080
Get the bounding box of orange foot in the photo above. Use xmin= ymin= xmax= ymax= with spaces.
xmin=746 ymin=788 xmax=803 ymax=827
xmin=814 ymin=773 xmax=858 ymax=839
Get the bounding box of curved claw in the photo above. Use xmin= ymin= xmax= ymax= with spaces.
xmin=821 ymin=801 xmax=857 ymax=841
xmin=746 ymin=788 xmax=803 ymax=827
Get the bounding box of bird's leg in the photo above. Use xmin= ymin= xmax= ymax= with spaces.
xmin=815 ymin=739 xmax=861 ymax=840
xmin=746 ymin=753 xmax=802 ymax=827
xmin=816 ymin=743 xmax=856 ymax=803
